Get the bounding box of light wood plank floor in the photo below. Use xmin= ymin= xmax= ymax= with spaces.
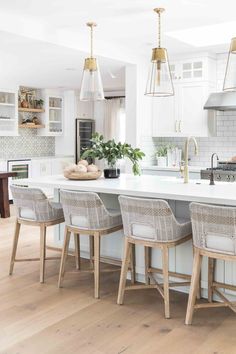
xmin=0 ymin=207 xmax=236 ymax=354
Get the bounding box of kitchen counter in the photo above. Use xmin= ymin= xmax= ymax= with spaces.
xmin=14 ymin=173 xmax=236 ymax=299
xmin=15 ymin=173 xmax=236 ymax=206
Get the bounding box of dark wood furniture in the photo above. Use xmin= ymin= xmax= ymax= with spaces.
xmin=0 ymin=172 xmax=17 ymax=218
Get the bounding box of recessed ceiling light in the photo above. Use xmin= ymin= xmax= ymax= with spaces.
xmin=167 ymin=21 xmax=236 ymax=47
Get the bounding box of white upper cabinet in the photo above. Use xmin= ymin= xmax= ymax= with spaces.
xmin=38 ymin=91 xmax=64 ymax=136
xmin=170 ymin=56 xmax=216 ymax=83
xmin=0 ymin=88 xmax=18 ymax=136
xmin=152 ymin=55 xmax=216 ymax=137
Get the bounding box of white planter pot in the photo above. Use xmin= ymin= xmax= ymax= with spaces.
xmin=156 ymin=156 xmax=167 ymax=167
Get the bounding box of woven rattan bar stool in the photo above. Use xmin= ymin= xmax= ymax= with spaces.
xmin=117 ymin=195 xmax=192 ymax=319
xmin=58 ymin=190 xmax=134 ymax=299
xmin=186 ymin=202 xmax=236 ymax=325
xmin=10 ymin=185 xmax=65 ymax=283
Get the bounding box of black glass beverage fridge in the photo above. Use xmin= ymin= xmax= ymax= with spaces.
xmin=75 ymin=118 xmax=95 ymax=163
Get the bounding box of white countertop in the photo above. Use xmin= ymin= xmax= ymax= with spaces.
xmin=142 ymin=165 xmax=203 ymax=172
xmin=15 ymin=173 xmax=236 ymax=206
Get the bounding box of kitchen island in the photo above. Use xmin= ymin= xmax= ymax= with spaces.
xmin=15 ymin=174 xmax=236 ymax=299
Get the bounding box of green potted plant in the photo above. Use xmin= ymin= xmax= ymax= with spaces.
xmin=82 ymin=133 xmax=145 ymax=178
xmin=35 ymin=99 xmax=44 ymax=109
xmin=155 ymin=145 xmax=168 ymax=167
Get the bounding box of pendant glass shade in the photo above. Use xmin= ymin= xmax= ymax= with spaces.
xmin=145 ymin=8 xmax=174 ymax=97
xmin=80 ymin=22 xmax=104 ymax=101
xmin=223 ymin=38 xmax=236 ymax=92
xmin=80 ymin=58 xmax=104 ymax=101
xmin=145 ymin=48 xmax=174 ymax=97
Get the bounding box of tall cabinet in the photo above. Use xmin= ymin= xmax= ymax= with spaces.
xmin=152 ymin=55 xmax=216 ymax=137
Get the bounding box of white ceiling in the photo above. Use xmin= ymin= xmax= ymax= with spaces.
xmin=0 ymin=31 xmax=125 ymax=90
xmin=0 ymin=0 xmax=235 ymax=89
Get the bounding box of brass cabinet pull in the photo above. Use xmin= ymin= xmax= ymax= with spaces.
xmin=179 ymin=120 xmax=182 ymax=132
xmin=175 ymin=120 xmax=178 ymax=132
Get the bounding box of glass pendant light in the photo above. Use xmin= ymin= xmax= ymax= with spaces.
xmin=223 ymin=38 xmax=236 ymax=91
xmin=80 ymin=22 xmax=104 ymax=101
xmin=145 ymin=8 xmax=174 ymax=97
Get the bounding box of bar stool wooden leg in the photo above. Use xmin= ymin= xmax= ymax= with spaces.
xmin=40 ymin=224 xmax=46 ymax=283
xmin=185 ymin=248 xmax=202 ymax=325
xmin=89 ymin=235 xmax=94 ymax=268
xmin=58 ymin=228 xmax=71 ymax=288
xmin=117 ymin=238 xmax=132 ymax=305
xmin=208 ymin=257 xmax=215 ymax=303
xmin=74 ymin=233 xmax=80 ymax=270
xmin=94 ymin=232 xmax=100 ymax=299
xmin=162 ymin=245 xmax=170 ymax=319
xmin=130 ymin=244 xmax=136 ymax=284
xmin=192 ymin=243 xmax=201 ymax=299
xmin=144 ymin=246 xmax=151 ymax=285
xmin=9 ymin=220 xmax=21 ymax=275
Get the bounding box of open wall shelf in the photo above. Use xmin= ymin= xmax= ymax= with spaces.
xmin=18 ymin=108 xmax=45 ymax=113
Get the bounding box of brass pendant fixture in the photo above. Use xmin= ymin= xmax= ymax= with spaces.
xmin=145 ymin=8 xmax=174 ymax=97
xmin=80 ymin=22 xmax=104 ymax=101
xmin=223 ymin=37 xmax=236 ymax=91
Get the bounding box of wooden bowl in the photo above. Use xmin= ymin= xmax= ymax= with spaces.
xmin=64 ymin=170 xmax=102 ymax=180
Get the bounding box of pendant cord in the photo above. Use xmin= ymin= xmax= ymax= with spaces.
xmin=158 ymin=11 xmax=161 ymax=48
xmin=90 ymin=25 xmax=93 ymax=58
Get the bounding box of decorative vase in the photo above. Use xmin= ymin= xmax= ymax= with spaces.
xmin=21 ymin=100 xmax=29 ymax=108
xmin=103 ymin=162 xmax=120 ymax=178
xmin=157 ymin=156 xmax=167 ymax=167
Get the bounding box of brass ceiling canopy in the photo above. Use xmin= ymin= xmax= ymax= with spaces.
xmin=145 ymin=7 xmax=174 ymax=97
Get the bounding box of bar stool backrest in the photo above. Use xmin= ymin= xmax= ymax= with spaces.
xmin=190 ymin=202 xmax=236 ymax=255
xmin=11 ymin=185 xmax=54 ymax=222
xmin=119 ymin=195 xmax=188 ymax=242
xmin=60 ymin=190 xmax=116 ymax=230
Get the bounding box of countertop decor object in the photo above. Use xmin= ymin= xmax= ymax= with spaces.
xmin=145 ymin=8 xmax=174 ymax=97
xmin=64 ymin=170 xmax=102 ymax=180
xmin=155 ymin=144 xmax=168 ymax=167
xmin=81 ymin=133 xmax=145 ymax=178
xmin=80 ymin=22 xmax=104 ymax=101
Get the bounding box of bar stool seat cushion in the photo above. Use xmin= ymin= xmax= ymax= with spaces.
xmin=20 ymin=207 xmax=36 ymax=220
xmin=19 ymin=202 xmax=64 ymax=222
xmin=71 ymin=208 xmax=122 ymax=230
xmin=131 ymin=217 xmax=191 ymax=242
xmin=205 ymin=232 xmax=235 ymax=254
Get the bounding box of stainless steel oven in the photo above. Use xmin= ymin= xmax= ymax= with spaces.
xmin=7 ymin=159 xmax=32 ymax=200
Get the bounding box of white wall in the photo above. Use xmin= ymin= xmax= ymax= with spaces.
xmin=125 ymin=61 xmax=153 ymax=170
